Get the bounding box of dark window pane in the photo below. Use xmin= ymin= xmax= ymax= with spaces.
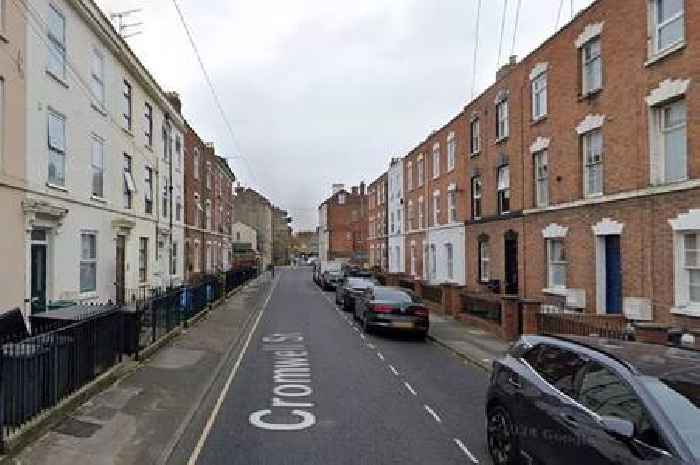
xmin=374 ymin=288 xmax=418 ymax=303
xmin=536 ymin=346 xmax=586 ymax=397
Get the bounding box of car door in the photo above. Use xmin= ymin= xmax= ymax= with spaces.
xmin=570 ymin=361 xmax=678 ymax=465
xmin=517 ymin=344 xmax=589 ymax=464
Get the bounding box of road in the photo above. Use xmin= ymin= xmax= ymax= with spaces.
xmin=175 ymin=267 xmax=492 ymax=465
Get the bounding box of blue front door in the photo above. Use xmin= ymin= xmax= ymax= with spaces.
xmin=605 ymin=235 xmax=622 ymax=314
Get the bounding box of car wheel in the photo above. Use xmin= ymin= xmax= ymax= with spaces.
xmin=487 ymin=405 xmax=521 ymax=465
xmin=415 ymin=330 xmax=428 ymax=341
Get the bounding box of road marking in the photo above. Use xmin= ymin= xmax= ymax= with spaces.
xmin=404 ymin=382 xmax=417 ymax=396
xmin=389 ymin=364 xmax=399 ymax=376
xmin=187 ymin=276 xmax=277 ymax=465
xmin=376 ymin=352 xmax=384 ymax=361
xmin=367 ymin=343 xmax=375 ymax=349
xmin=424 ymin=405 xmax=442 ymax=423
xmin=359 ymin=333 xmax=366 ymax=340
xmin=453 ymin=438 xmax=479 ymax=464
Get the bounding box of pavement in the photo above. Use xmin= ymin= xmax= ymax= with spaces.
xmin=8 ymin=268 xmax=503 ymax=465
xmin=427 ymin=313 xmax=510 ymax=372
xmin=6 ymin=275 xmax=273 ymax=465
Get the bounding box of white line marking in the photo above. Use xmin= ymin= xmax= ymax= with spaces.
xmin=404 ymin=382 xmax=417 ymax=396
xmin=453 ymin=438 xmax=479 ymax=464
xmin=359 ymin=333 xmax=366 ymax=340
xmin=389 ymin=365 xmax=399 ymax=376
xmin=187 ymin=277 xmax=277 ymax=465
xmin=376 ymin=352 xmax=385 ymax=361
xmin=424 ymin=405 xmax=442 ymax=423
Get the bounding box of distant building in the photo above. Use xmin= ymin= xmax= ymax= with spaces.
xmin=291 ymin=231 xmax=319 ymax=257
xmin=233 ymin=187 xmax=274 ymax=269
xmin=272 ymin=207 xmax=292 ymax=265
xmin=368 ymin=173 xmax=388 ymax=271
xmin=318 ymin=183 xmax=368 ymax=265
xmin=387 ymin=158 xmax=405 ymax=273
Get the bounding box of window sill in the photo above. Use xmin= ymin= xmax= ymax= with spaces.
xmin=46 ymin=69 xmax=69 ymax=89
xmin=0 ymin=33 xmax=8 ymax=44
xmin=46 ymin=182 xmax=68 ymax=192
xmin=495 ymin=136 xmax=509 ymax=144
xmin=144 ymin=144 xmax=154 ymax=153
xmin=543 ymin=287 xmax=568 ymax=296
xmin=645 ymin=41 xmax=686 ymax=67
xmin=79 ymin=292 xmax=97 ymax=301
xmin=91 ymin=102 xmax=107 ymax=117
xmin=531 ymin=115 xmax=547 ymax=126
xmin=91 ymin=195 xmax=107 ymax=203
xmin=470 ymin=151 xmax=480 ymax=158
xmin=671 ymin=304 xmax=700 ymax=318
xmin=584 ymin=192 xmax=604 ymax=199
xmin=122 ymin=127 xmax=134 ymax=138
xmin=578 ymin=88 xmax=602 ymax=101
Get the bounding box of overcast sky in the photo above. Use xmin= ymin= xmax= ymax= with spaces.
xmin=96 ymin=0 xmax=595 ymax=231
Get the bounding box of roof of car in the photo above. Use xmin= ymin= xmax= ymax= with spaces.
xmin=531 ymin=335 xmax=700 ymax=380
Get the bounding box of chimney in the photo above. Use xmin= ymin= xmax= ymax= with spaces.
xmin=166 ymin=91 xmax=182 ymax=114
xmin=332 ymin=183 xmax=345 ymax=195
xmin=360 ymin=181 xmax=366 ymax=196
xmin=496 ymin=55 xmax=518 ymax=81
xmin=351 ymin=186 xmax=358 ymax=195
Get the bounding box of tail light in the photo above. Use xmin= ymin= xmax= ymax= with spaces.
xmin=371 ymin=304 xmax=395 ymax=314
xmin=412 ymin=306 xmax=429 ymax=317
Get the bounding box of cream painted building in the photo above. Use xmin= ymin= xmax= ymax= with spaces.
xmin=232 ymin=221 xmax=258 ymax=252
xmin=21 ymin=0 xmax=185 ymax=315
xmin=0 ymin=1 xmax=28 ymax=313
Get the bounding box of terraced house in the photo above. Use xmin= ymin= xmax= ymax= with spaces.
xmin=18 ymin=0 xmax=185 ymax=314
xmin=368 ymin=173 xmax=388 ymax=271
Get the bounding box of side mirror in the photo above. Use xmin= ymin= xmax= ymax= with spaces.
xmin=600 ymin=416 xmax=635 ymax=441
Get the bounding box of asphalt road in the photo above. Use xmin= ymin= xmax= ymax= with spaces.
xmin=180 ymin=267 xmax=492 ymax=465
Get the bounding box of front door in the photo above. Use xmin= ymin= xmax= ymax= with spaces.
xmin=504 ymin=232 xmax=518 ymax=295
xmin=31 ymin=244 xmax=47 ymax=314
xmin=116 ymin=236 xmax=126 ymax=305
xmin=604 ymin=236 xmax=622 ymax=314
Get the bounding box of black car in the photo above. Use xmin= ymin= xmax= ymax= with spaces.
xmin=486 ymin=335 xmax=700 ymax=465
xmin=322 ymin=270 xmax=343 ymax=291
xmin=335 ymin=276 xmax=378 ymax=311
xmin=354 ymin=286 xmax=429 ymax=338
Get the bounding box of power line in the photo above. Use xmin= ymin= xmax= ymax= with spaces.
xmin=497 ymin=0 xmax=509 ymax=67
xmin=470 ymin=0 xmax=482 ymax=99
xmin=510 ymin=0 xmax=522 ymax=57
xmin=555 ymin=0 xmax=565 ymax=31
xmin=170 ymin=0 xmax=258 ymax=188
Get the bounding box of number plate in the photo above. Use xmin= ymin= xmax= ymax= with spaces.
xmin=392 ymin=322 xmax=414 ymax=329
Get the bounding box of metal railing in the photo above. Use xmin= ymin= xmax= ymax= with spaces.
xmin=461 ymin=294 xmax=502 ymax=324
xmin=537 ymin=311 xmax=629 ymax=339
xmin=1 ymin=310 xmax=123 ymax=449
xmin=422 ymin=284 xmax=443 ymax=304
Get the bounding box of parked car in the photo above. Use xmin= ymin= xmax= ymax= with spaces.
xmin=313 ymin=264 xmax=322 ymax=285
xmin=354 ymin=286 xmax=429 ymax=338
xmin=486 ymin=335 xmax=700 ymax=465
xmin=335 ymin=276 xmax=378 ymax=311
xmin=322 ymin=270 xmax=344 ymax=291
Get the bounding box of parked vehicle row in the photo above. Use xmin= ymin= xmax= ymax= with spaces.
xmin=313 ymin=263 xmax=429 ymax=339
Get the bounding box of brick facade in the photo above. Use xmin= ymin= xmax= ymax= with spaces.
xmin=368 ymin=173 xmax=388 ymax=271
xmin=319 ymin=185 xmax=368 ymax=264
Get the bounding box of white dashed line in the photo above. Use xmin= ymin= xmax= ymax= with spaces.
xmin=389 ymin=364 xmax=399 ymax=376
xmin=453 ymin=438 xmax=479 ymax=464
xmin=403 ymin=382 xmax=417 ymax=396
xmin=376 ymin=352 xmax=385 ymax=361
xmin=424 ymin=405 xmax=442 ymax=423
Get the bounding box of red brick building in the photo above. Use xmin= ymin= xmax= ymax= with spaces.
xmin=368 ymin=173 xmax=388 ymax=271
xmin=183 ymin=123 xmax=235 ymax=282
xmin=318 ymin=184 xmax=368 ymax=264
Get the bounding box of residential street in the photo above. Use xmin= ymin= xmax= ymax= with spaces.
xmin=171 ymin=267 xmax=491 ymax=465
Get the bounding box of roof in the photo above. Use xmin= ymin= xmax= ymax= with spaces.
xmin=540 ymin=336 xmax=700 ymax=379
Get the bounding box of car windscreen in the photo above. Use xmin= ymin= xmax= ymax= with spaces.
xmin=641 ymin=376 xmax=700 ymax=459
xmin=328 ymin=272 xmax=343 ymax=278
xmin=347 ymin=278 xmax=374 ymax=289
xmin=373 ymin=288 xmax=418 ymax=303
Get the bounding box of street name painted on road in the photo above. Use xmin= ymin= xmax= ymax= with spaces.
xmin=249 ymin=333 xmax=316 ymax=431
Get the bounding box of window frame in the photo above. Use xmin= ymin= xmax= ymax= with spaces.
xmin=433 ymin=191 xmax=440 ymax=226
xmin=138 ymin=237 xmax=148 ymax=283
xmin=417 ymin=158 xmax=424 ymax=187
xmin=531 ymin=72 xmax=548 ymax=120
xmin=471 ymin=176 xmax=482 ymax=220
xmin=407 ymin=161 xmax=413 ymax=191
xmin=447 ymin=133 xmax=456 ymax=171
xmin=79 ymin=232 xmax=97 ymax=294
xmin=47 ymin=4 xmax=66 ymax=79
xmin=657 ymin=98 xmax=688 ymax=184
xmin=496 ymin=99 xmax=509 ymax=141
xmin=432 ymin=145 xmax=440 ymax=179
xmin=547 ymin=239 xmax=567 ymax=289
xmin=582 ymin=129 xmax=604 ymax=197
xmin=144 ymin=166 xmax=153 ymax=214
xmin=90 ymin=48 xmax=105 ymax=106
xmin=122 ymin=80 xmax=132 ymax=131
xmin=534 ymin=150 xmax=549 ymax=208
xmin=497 ymin=165 xmax=511 ymax=215
xmin=193 ymin=148 xmax=200 ymax=179
xmin=123 ymin=154 xmax=134 ymax=209
xmin=90 ymin=135 xmax=104 ymax=198
xmin=479 ymin=240 xmax=490 ymax=283
xmin=651 ymin=0 xmax=685 ymax=55
xmin=48 ymin=110 xmax=66 ymax=187
xmin=144 ymin=102 xmax=153 ymax=146
xmin=418 ymin=196 xmax=424 ymax=229
xmin=582 ymin=37 xmax=602 ymax=95
xmin=448 ymin=189 xmax=457 ymax=223
xmin=470 ymin=118 xmax=480 ymax=155
xmin=446 ymin=243 xmax=454 ymax=280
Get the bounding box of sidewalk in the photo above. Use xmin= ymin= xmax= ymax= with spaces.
xmin=428 ymin=313 xmax=510 ymax=372
xmin=4 ymin=276 xmax=272 ymax=465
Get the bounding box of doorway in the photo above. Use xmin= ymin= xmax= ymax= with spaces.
xmin=116 ymin=236 xmax=126 ymax=305
xmin=30 ymin=230 xmax=48 ymax=314
xmin=504 ymin=231 xmax=519 ymax=295
xmin=604 ymin=235 xmax=622 ymax=314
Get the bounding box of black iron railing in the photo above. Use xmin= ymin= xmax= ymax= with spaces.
xmin=461 ymin=294 xmax=502 ymax=324
xmin=537 ymin=311 xmax=628 ymax=339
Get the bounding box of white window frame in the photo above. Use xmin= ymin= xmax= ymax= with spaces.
xmin=91 ymin=135 xmax=104 ymax=198
xmin=531 ymin=72 xmax=548 ymax=120
xmin=122 ymin=80 xmax=132 ymax=130
xmin=433 ymin=191 xmax=440 ymax=226
xmin=80 ymin=232 xmax=97 ymax=294
xmin=547 ymin=239 xmax=567 ymax=289
xmin=471 ymin=176 xmax=482 ymax=220
xmin=479 ymin=240 xmax=490 ymax=283
xmin=447 ymin=133 xmax=456 ymax=171
xmin=206 ymin=161 xmax=212 ymax=189
xmin=534 ymin=150 xmax=549 ymax=207
xmin=670 ymin=210 xmax=700 ymax=316
xmin=193 ymin=149 xmax=200 ymax=179
xmin=338 ymin=193 xmax=346 ymax=205
xmin=418 ymin=197 xmax=424 ymax=229
xmin=497 ymin=165 xmax=510 ymax=215
xmin=650 ymin=0 xmax=685 ymax=56
xmin=582 ymin=37 xmax=602 ymax=95
xmin=139 ymin=237 xmax=148 ymax=283
xmin=470 ymin=118 xmax=480 ymax=155
xmin=448 ymin=189 xmax=457 ymax=223
xmin=90 ymin=48 xmax=105 ymax=106
xmin=417 ymin=157 xmax=424 ymax=187
xmin=496 ymin=99 xmax=509 ymax=141
xmin=47 ymin=4 xmax=66 ymax=79
xmin=48 ymin=110 xmax=66 ymax=186
xmin=582 ymin=129 xmax=604 ymax=197
xmin=432 ymin=145 xmax=440 ymax=179
xmin=651 ymin=98 xmax=687 ymax=185
xmin=446 ymin=243 xmax=454 ymax=280
xmin=407 ymin=161 xmax=413 ymax=191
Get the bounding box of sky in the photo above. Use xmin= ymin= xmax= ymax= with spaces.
xmin=96 ymin=0 xmax=596 ymax=231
